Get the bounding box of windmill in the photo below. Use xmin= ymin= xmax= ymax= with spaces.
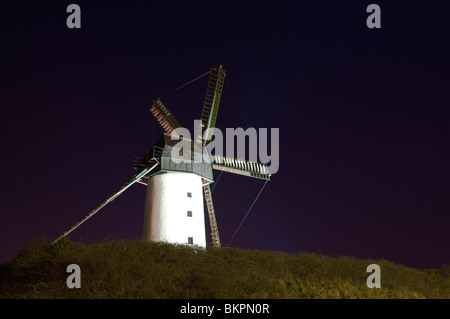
xmin=52 ymin=65 xmax=272 ymax=247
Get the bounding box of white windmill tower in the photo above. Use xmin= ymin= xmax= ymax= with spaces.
xmin=52 ymin=65 xmax=272 ymax=247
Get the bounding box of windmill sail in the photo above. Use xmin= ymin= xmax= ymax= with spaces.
xmin=212 ymin=155 xmax=271 ymax=181
xmin=203 ymin=183 xmax=221 ymax=247
xmin=150 ymin=99 xmax=181 ymax=135
xmin=196 ymin=65 xmax=226 ymax=146
xmin=197 ymin=66 xmax=226 ymax=247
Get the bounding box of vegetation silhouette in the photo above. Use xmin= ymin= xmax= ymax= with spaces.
xmin=1 ymin=237 xmax=449 ymax=299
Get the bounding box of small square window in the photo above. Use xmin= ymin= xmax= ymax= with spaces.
xmin=187 ymin=211 xmax=192 ymax=217
xmin=187 ymin=192 xmax=192 ymax=198
xmin=188 ymin=237 xmax=193 ymax=245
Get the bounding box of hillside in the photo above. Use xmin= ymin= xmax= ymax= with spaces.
xmin=1 ymin=238 xmax=449 ymax=299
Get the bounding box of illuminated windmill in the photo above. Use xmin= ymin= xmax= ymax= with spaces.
xmin=52 ymin=65 xmax=271 ymax=247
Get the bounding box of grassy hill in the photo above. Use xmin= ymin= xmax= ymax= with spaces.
xmin=1 ymin=238 xmax=449 ymax=299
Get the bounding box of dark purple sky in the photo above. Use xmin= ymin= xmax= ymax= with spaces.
xmin=1 ymin=1 xmax=449 ymax=269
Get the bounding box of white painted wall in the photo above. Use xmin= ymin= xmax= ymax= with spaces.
xmin=142 ymin=172 xmax=206 ymax=247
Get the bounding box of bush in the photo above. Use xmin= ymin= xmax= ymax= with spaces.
xmin=1 ymin=238 xmax=450 ymax=299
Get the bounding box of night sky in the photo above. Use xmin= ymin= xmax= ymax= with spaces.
xmin=1 ymin=1 xmax=449 ymax=270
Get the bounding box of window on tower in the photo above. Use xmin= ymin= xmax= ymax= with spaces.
xmin=187 ymin=192 xmax=192 ymax=198
xmin=188 ymin=237 xmax=193 ymax=245
xmin=187 ymin=211 xmax=192 ymax=217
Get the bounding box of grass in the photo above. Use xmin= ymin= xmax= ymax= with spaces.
xmin=1 ymin=237 xmax=449 ymax=299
